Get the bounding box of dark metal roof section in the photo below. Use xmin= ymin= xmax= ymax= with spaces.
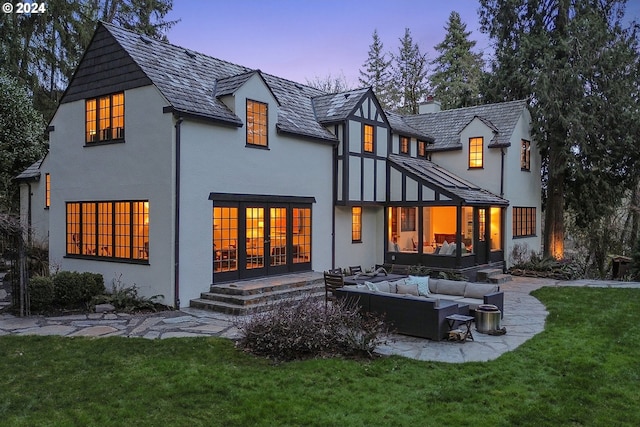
xmin=388 ymin=154 xmax=508 ymax=206
xmin=403 ymin=99 xmax=528 ymax=151
xmin=14 ymin=158 xmax=44 ymax=182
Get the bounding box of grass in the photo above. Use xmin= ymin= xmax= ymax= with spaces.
xmin=1 ymin=287 xmax=640 ymax=426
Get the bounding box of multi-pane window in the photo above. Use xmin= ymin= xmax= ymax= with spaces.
xmin=85 ymin=92 xmax=124 ymax=143
xmin=352 ymin=207 xmax=362 ymax=242
xmin=293 ymin=207 xmax=312 ymax=263
xmin=418 ymin=140 xmax=426 ymax=158
xmin=469 ymin=137 xmax=483 ymax=168
xmin=66 ymin=200 xmax=149 ymax=261
xmin=521 ymin=139 xmax=531 ymax=171
xmin=45 ymin=173 xmax=50 ymax=208
xmin=400 ymin=136 xmax=409 ymax=154
xmin=363 ymin=124 xmax=374 ymax=153
xmin=246 ymin=99 xmax=268 ymax=147
xmin=513 ymin=207 xmax=536 ymax=237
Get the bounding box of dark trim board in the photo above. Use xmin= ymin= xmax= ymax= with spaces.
xmin=209 ymin=193 xmax=316 ymax=204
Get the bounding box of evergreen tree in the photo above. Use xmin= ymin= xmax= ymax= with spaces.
xmin=391 ymin=28 xmax=429 ymax=114
xmin=0 ymin=0 xmax=178 ymax=122
xmin=0 ymin=73 xmax=46 ymax=213
xmin=479 ymin=0 xmax=640 ymax=259
xmin=430 ymin=11 xmax=485 ymax=110
xmin=359 ymin=29 xmax=393 ymax=109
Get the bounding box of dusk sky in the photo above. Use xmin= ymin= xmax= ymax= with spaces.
xmin=164 ymin=0 xmax=640 ymax=88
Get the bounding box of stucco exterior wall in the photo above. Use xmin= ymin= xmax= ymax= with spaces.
xmin=334 ymin=206 xmax=384 ymax=271
xmin=48 ymin=85 xmax=175 ymax=303
xmin=18 ymin=162 xmax=50 ymax=246
xmin=177 ymin=74 xmax=334 ymax=303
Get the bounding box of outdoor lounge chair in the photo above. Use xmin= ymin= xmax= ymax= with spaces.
xmin=323 ymin=271 xmax=345 ymax=308
xmin=349 ymin=265 xmax=363 ymax=275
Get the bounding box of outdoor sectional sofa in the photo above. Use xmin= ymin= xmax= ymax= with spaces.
xmin=335 ymin=276 xmax=504 ymax=341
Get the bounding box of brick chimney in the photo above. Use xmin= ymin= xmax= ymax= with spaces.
xmin=419 ymin=96 xmax=441 ymax=114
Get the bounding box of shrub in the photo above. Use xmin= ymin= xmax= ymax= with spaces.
xmin=92 ymin=275 xmax=165 ymax=313
xmin=235 ymin=295 xmax=388 ymax=362
xmin=53 ymin=271 xmax=105 ymax=309
xmin=28 ymin=276 xmax=54 ymax=312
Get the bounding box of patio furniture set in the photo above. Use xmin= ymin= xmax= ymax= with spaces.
xmin=324 ymin=266 xmax=503 ymax=342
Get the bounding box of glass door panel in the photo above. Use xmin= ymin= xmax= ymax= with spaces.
xmin=270 ymin=207 xmax=287 ymax=266
xmin=246 ymin=207 xmax=265 ymax=270
xmin=213 ymin=207 xmax=238 ymax=273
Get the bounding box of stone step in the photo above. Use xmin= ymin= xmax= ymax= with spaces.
xmin=199 ymin=282 xmax=324 ymax=306
xmin=190 ymin=291 xmax=325 ymax=316
xmin=209 ymin=274 xmax=324 ymax=296
xmin=476 ymin=268 xmax=504 ymax=282
xmin=488 ymin=273 xmax=512 ymax=284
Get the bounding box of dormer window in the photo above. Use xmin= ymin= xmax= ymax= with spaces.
xmin=418 ymin=140 xmax=426 ymax=158
xmin=85 ymin=92 xmax=124 ymax=143
xmin=363 ymin=124 xmax=374 ymax=153
xmin=247 ymin=99 xmax=268 ymax=147
xmin=469 ymin=137 xmax=483 ymax=168
xmin=400 ymin=136 xmax=409 ymax=154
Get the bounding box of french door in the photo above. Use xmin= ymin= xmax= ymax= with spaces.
xmin=213 ymin=201 xmax=311 ymax=282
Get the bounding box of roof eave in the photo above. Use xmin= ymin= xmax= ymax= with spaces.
xmin=276 ymin=126 xmax=338 ymax=145
xmin=163 ymin=106 xmax=243 ymax=127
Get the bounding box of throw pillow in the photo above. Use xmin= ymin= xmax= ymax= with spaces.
xmin=441 ymin=241 xmax=449 ymax=254
xmin=373 ymin=280 xmax=391 ymax=293
xmin=364 ymin=281 xmax=376 ymax=291
xmin=406 ymin=275 xmax=430 ymax=296
xmin=396 ymin=283 xmax=419 ymax=296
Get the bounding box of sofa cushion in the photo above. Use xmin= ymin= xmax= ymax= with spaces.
xmin=435 ymin=279 xmax=467 ymax=296
xmin=373 ymin=280 xmax=392 ymax=293
xmin=454 ymin=297 xmax=484 ymax=311
xmin=464 ymin=283 xmax=499 ymax=299
xmin=396 ymin=283 xmax=420 ymax=296
xmin=406 ymin=275 xmax=430 ymax=296
xmin=428 ymin=278 xmax=439 ymax=294
xmin=364 ymin=281 xmax=376 ymax=291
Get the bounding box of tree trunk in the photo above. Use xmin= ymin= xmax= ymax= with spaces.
xmin=544 ymin=141 xmax=565 ymax=259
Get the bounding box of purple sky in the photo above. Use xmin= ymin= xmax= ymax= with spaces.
xmin=165 ymin=0 xmax=640 ymax=88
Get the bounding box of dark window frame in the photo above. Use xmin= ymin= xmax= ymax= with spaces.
xmin=400 ymin=136 xmax=410 ymax=155
xmin=363 ymin=124 xmax=375 ymax=153
xmin=65 ymin=200 xmax=149 ymax=263
xmin=352 ymin=206 xmax=362 ymax=242
xmin=418 ymin=140 xmax=426 ymax=158
xmin=45 ymin=173 xmax=50 ymax=209
xmin=246 ymin=99 xmax=269 ymax=148
xmin=521 ymin=139 xmax=531 ymax=171
xmin=469 ymin=136 xmax=483 ymax=169
xmin=85 ymin=92 xmax=125 ymax=144
xmin=400 ymin=207 xmax=416 ymax=232
xmin=513 ymin=206 xmax=536 ymax=238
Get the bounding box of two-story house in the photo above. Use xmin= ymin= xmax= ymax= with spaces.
xmin=18 ymin=22 xmax=541 ymax=308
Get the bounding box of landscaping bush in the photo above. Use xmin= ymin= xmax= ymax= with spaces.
xmin=92 ymin=275 xmax=165 ymax=313
xmin=509 ymin=251 xmax=582 ymax=280
xmin=28 ymin=275 xmax=54 ymax=312
xmin=53 ymin=271 xmax=105 ymax=309
xmin=235 ymin=295 xmax=388 ymax=362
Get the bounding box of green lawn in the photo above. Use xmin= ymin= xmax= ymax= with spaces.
xmin=1 ymin=287 xmax=639 ymax=426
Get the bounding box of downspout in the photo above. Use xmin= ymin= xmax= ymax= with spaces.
xmin=27 ymin=182 xmax=32 ymax=246
xmin=500 ymin=148 xmax=505 ymax=197
xmin=331 ymin=125 xmax=338 ymax=269
xmin=174 ymin=117 xmax=183 ymax=308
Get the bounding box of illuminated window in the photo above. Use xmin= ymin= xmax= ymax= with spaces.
xmin=352 ymin=207 xmax=362 ymax=242
xmin=65 ymin=200 xmax=149 ymax=261
xmin=247 ymin=99 xmax=268 ymax=147
xmin=401 ymin=207 xmax=416 ymax=231
xmin=45 ymin=173 xmax=50 ymax=208
xmin=469 ymin=137 xmax=483 ymax=168
xmin=363 ymin=124 xmax=374 ymax=153
xmin=85 ymin=92 xmax=124 ymax=143
xmin=513 ymin=207 xmax=536 ymax=237
xmin=400 ymin=136 xmax=409 ymax=154
xmin=490 ymin=207 xmax=502 ymax=250
xmin=521 ymin=139 xmax=531 ymax=171
xmin=293 ymin=207 xmax=312 ymax=263
xmin=418 ymin=140 xmax=426 ymax=158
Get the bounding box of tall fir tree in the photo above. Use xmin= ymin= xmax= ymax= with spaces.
xmin=479 ymin=0 xmax=640 ymax=259
xmin=359 ymin=29 xmax=393 ymax=109
xmin=430 ymin=11 xmax=485 ymax=110
xmin=391 ymin=28 xmax=429 ymax=114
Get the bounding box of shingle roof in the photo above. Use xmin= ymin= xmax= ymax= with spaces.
xmin=312 ymin=88 xmax=370 ymax=123
xmin=102 ymin=22 xmax=336 ymax=142
xmin=385 ymin=111 xmax=434 ymax=142
xmin=14 ymin=158 xmax=43 ymax=181
xmin=403 ymin=99 xmax=528 ymax=151
xmin=388 ymin=154 xmax=508 ymax=206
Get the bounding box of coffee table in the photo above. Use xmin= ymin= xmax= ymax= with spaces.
xmin=446 ymin=314 xmax=475 ymax=342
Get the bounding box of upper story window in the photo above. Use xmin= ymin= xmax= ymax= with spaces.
xmin=400 ymin=136 xmax=409 ymax=154
xmin=45 ymin=173 xmax=50 ymax=208
xmin=246 ymin=99 xmax=268 ymax=147
xmin=85 ymin=92 xmax=124 ymax=143
xmin=352 ymin=207 xmax=362 ymax=242
xmin=363 ymin=124 xmax=374 ymax=153
xmin=521 ymin=139 xmax=531 ymax=171
xmin=469 ymin=137 xmax=483 ymax=168
xmin=418 ymin=140 xmax=426 ymax=158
